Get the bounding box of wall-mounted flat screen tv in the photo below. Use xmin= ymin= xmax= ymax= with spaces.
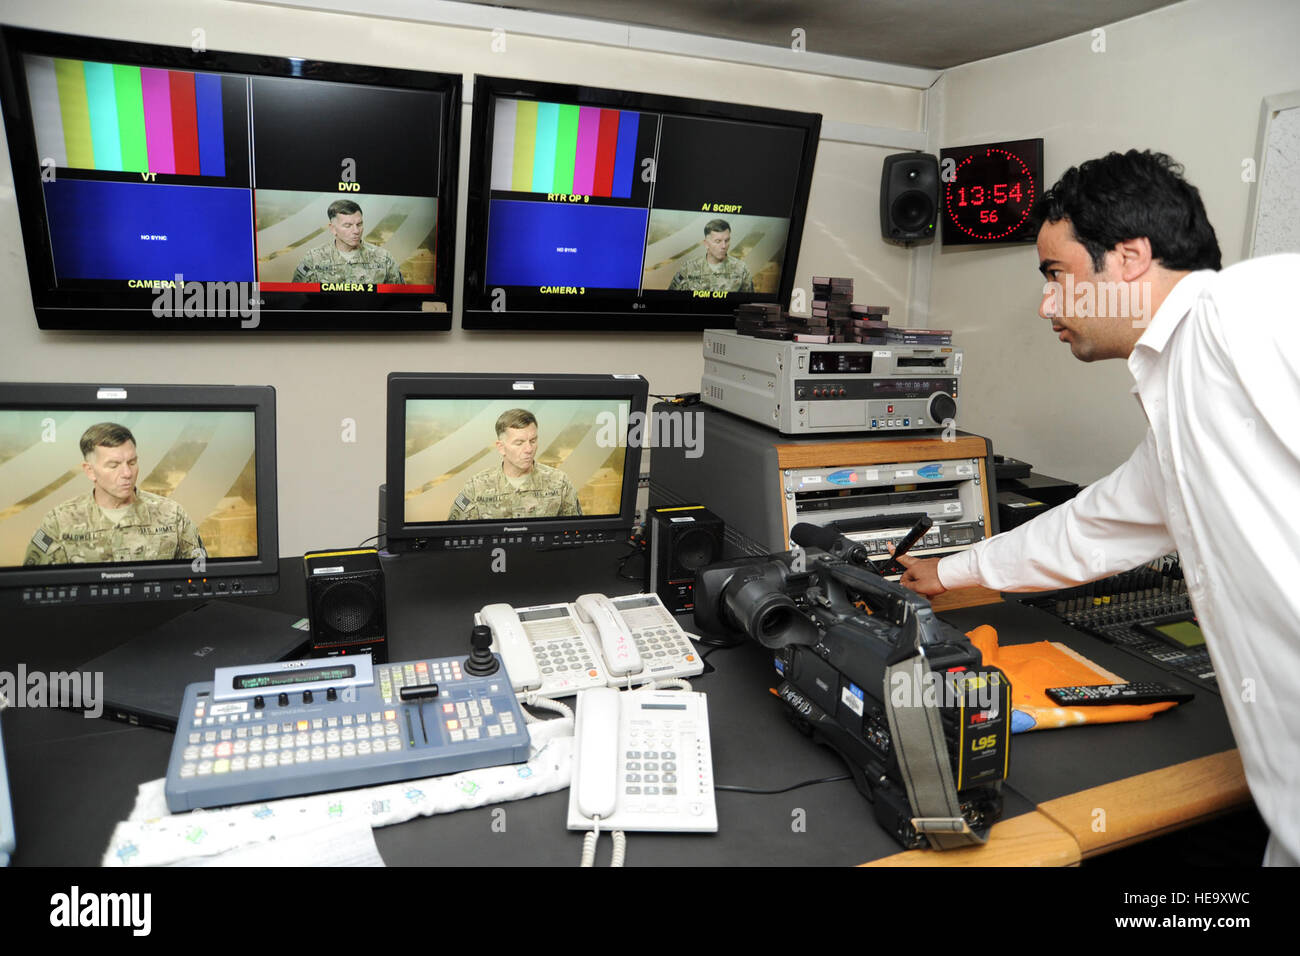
xmin=462 ymin=74 xmax=820 ymax=332
xmin=0 ymin=27 xmax=460 ymax=331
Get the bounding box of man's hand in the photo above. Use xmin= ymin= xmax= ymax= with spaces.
xmin=890 ymin=548 xmax=948 ymax=597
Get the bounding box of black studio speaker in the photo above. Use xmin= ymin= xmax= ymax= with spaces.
xmin=647 ymin=505 xmax=725 ymax=614
xmin=304 ymin=548 xmax=387 ymax=661
xmin=881 ymin=152 xmax=939 ymax=243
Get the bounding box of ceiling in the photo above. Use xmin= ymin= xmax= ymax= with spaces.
xmin=458 ymin=0 xmax=1186 ymax=69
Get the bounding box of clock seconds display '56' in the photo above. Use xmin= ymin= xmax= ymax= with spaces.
xmin=939 ymin=139 xmax=1043 ymax=245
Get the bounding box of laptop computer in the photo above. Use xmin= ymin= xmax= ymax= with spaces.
xmin=78 ymin=601 xmax=310 ymax=732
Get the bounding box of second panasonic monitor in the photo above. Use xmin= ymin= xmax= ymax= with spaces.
xmin=385 ymin=373 xmax=649 ymax=553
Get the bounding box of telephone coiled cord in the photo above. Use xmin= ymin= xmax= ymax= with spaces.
xmin=580 ymin=822 xmax=600 ymax=867
xmin=644 ymin=678 xmax=692 ymax=692
xmin=579 ymin=817 xmax=626 ymax=867
xmin=517 ymin=692 xmax=574 ymax=722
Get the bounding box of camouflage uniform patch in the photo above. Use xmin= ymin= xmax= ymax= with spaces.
xmin=292 ymin=241 xmax=404 ymax=285
xmin=23 ymin=490 xmax=205 ymax=565
xmin=447 ymin=462 xmax=582 ymax=521
xmin=667 ymin=255 xmax=754 ymax=293
xmin=30 ymin=528 xmax=55 ymax=554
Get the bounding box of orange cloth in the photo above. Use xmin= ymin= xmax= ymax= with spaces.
xmin=965 ymin=625 xmax=1179 ymax=732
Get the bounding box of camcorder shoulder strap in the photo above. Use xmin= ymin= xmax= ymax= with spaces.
xmin=883 ymin=651 xmax=991 ymax=850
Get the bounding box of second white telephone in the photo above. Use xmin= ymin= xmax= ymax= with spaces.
xmin=476 ymin=592 xmax=703 ymax=697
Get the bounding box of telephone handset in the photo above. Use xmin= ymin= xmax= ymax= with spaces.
xmin=568 ymin=685 xmax=717 ymax=833
xmin=476 ymin=603 xmax=545 ymax=691
xmin=475 ymin=592 xmax=703 ymax=698
xmin=573 ymin=593 xmax=642 ymax=677
xmin=572 ymin=686 xmax=620 ymax=821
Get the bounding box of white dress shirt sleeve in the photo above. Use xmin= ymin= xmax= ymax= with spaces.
xmin=937 ymin=429 xmax=1176 ymax=592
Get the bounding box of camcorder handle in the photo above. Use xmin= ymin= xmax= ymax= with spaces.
xmin=790 ymin=522 xmax=877 ymax=569
xmin=817 ymin=559 xmax=948 ymax=660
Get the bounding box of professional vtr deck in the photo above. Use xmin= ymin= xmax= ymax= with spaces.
xmin=702 ymin=328 xmax=961 ymax=435
xmin=165 ymin=653 xmax=530 ymax=811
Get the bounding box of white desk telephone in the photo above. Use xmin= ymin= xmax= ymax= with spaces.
xmin=567 ymin=685 xmax=717 ymax=834
xmin=476 ymin=592 xmax=703 ymax=697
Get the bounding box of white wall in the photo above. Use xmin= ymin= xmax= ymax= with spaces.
xmin=0 ymin=0 xmax=925 ymax=555
xmin=931 ymin=0 xmax=1300 ymax=483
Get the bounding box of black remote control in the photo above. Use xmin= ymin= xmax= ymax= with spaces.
xmin=1046 ymin=682 xmax=1194 ymax=706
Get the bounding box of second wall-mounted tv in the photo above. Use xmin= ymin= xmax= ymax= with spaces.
xmin=0 ymin=27 xmax=460 ymax=331
xmin=462 ymin=74 xmax=821 ymax=332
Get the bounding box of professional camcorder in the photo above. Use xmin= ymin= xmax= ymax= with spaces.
xmin=694 ymin=524 xmax=1011 ymax=850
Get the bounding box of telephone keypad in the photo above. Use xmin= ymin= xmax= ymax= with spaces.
xmin=528 ymin=629 xmax=605 ymax=691
xmin=620 ymin=716 xmax=711 ymax=817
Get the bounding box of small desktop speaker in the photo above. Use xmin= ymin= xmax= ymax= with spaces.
xmin=304 ymin=548 xmax=387 ymax=661
xmin=881 ymin=152 xmax=939 ymax=243
xmin=646 ymin=505 xmax=725 ymax=614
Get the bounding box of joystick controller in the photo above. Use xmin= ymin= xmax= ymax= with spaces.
xmin=465 ymin=624 xmax=499 ymax=676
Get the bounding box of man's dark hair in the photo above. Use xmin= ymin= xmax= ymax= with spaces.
xmin=1031 ymin=150 xmax=1221 ymax=272
xmin=80 ymin=422 xmax=136 ymax=459
xmin=703 ymin=218 xmax=731 ymax=236
xmin=328 ymin=199 xmax=362 ymax=220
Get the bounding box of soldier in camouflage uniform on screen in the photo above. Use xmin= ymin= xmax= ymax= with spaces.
xmin=667 ymin=218 xmax=755 ymax=293
xmin=23 ymin=423 xmax=204 ymax=565
xmin=292 ymin=199 xmax=404 ymax=285
xmin=448 ymin=409 xmax=583 ymax=521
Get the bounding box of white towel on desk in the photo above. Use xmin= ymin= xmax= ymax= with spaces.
xmin=103 ymin=717 xmax=573 ymax=867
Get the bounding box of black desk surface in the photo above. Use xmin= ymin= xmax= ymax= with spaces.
xmin=0 ymin=547 xmax=1236 ymax=866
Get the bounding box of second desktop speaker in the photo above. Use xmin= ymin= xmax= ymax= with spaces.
xmin=304 ymin=548 xmax=388 ymax=661
xmin=646 ymin=505 xmax=725 ymax=614
xmin=880 ymin=152 xmax=939 ymax=243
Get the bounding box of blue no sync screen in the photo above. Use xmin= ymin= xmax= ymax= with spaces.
xmin=485 ymin=200 xmax=649 ymax=290
xmin=46 ymin=179 xmax=253 ymax=282
xmin=44 ymin=179 xmax=256 ymax=282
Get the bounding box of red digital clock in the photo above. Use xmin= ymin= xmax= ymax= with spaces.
xmin=939 ymin=138 xmax=1043 ymax=245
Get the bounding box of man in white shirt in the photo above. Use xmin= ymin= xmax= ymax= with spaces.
xmin=894 ymin=150 xmax=1300 ymax=866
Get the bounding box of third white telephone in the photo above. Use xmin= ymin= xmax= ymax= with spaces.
xmin=476 ymin=592 xmax=703 ymax=698
xmin=567 ymin=685 xmax=717 ymax=835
